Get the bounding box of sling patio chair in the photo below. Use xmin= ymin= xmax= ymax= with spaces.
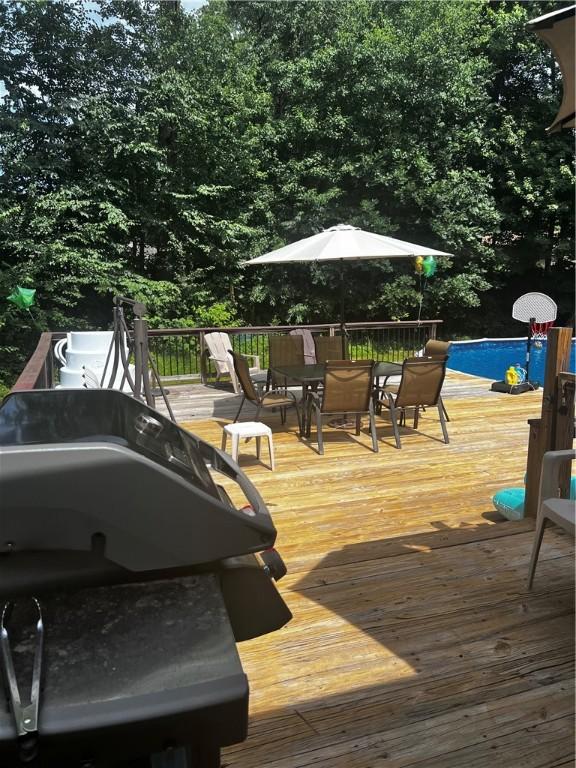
xmin=424 ymin=339 xmax=451 ymax=358
xmin=230 ymin=350 xmax=302 ymax=431
xmin=378 ymin=357 xmax=449 ymax=449
xmin=527 ymin=449 xmax=575 ymax=589
xmin=305 ymin=360 xmax=378 ymax=455
xmin=376 ymin=341 xmax=451 ymax=399
xmin=268 ymin=334 xmax=305 ymax=390
xmin=202 ymin=331 xmax=261 ymax=394
xmin=314 ymin=335 xmax=348 ymax=363
xmin=422 ymin=339 xmax=451 ymax=421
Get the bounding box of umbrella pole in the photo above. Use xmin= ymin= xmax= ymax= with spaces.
xmin=339 ymin=260 xmax=346 ymax=358
xmin=328 ymin=259 xmax=353 ymax=429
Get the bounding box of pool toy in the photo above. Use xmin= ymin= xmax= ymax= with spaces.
xmin=514 ymin=364 xmax=526 ymax=382
xmin=504 ymin=365 xmax=527 ymax=386
xmin=505 ymin=366 xmax=519 ymax=385
xmin=493 ymin=476 xmax=576 ymax=521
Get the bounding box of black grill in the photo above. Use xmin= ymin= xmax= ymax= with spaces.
xmin=0 ymin=389 xmax=291 ymax=766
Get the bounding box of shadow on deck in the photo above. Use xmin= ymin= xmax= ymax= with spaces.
xmin=173 ymin=374 xmax=574 ymax=768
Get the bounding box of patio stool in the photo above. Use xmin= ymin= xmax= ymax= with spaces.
xmin=221 ymin=421 xmax=275 ymax=471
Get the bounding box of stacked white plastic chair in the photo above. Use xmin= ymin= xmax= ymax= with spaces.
xmin=55 ymin=331 xmax=133 ymax=390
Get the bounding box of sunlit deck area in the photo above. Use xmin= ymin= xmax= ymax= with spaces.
xmin=171 ymin=370 xmax=574 ymax=767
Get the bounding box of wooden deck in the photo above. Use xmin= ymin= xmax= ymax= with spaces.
xmin=173 ymin=371 xmax=574 ymax=768
xmin=158 ymin=368 xmax=511 ymax=422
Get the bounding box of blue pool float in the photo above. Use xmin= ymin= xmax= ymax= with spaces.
xmin=493 ymin=476 xmax=576 ymax=521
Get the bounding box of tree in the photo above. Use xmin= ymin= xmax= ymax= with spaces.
xmin=0 ymin=0 xmax=572 ymax=388
xmin=227 ymin=0 xmax=573 ymax=333
xmin=0 ymin=0 xmax=266 ymax=383
xmin=477 ymin=1 xmax=575 ymax=327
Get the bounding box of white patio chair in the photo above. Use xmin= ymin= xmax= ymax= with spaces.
xmin=527 ymin=449 xmax=575 ymax=589
xmin=202 ymin=332 xmax=261 ymax=394
xmin=82 ymin=366 xmax=102 ymax=389
xmin=81 ymin=365 xmax=137 ymax=392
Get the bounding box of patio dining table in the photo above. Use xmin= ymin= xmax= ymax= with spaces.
xmin=271 ymin=361 xmax=402 ymax=434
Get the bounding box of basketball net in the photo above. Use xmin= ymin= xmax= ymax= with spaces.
xmin=530 ymin=320 xmax=554 ymax=340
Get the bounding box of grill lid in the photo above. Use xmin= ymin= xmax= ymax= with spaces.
xmin=0 ymin=390 xmax=277 ymax=582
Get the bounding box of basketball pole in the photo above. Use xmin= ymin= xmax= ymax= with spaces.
xmin=525 ymin=316 xmax=535 ymax=383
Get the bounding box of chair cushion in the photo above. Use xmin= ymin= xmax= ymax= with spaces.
xmin=224 ymin=421 xmax=272 ymax=438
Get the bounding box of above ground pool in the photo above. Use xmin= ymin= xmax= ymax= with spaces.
xmin=449 ymin=337 xmax=576 ymax=382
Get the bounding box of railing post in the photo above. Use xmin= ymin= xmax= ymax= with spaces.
xmin=46 ymin=343 xmax=54 ymax=388
xmin=524 ymin=327 xmax=573 ymax=518
xmin=199 ymin=331 xmax=208 ymax=384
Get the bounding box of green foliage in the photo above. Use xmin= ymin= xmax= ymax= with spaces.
xmin=151 ymin=301 xmax=239 ymax=330
xmin=231 ymin=0 xmax=573 ymax=331
xmin=0 ymin=0 xmax=573 ymax=386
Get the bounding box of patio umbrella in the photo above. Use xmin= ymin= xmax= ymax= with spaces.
xmin=245 ymin=224 xmax=451 ymax=357
xmin=527 ymin=5 xmax=575 ymax=132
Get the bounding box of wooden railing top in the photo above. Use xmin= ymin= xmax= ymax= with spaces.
xmin=11 ymin=332 xmax=54 ymax=392
xmin=148 ymin=319 xmax=443 ymax=336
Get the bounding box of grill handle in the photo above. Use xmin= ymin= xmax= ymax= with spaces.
xmin=196 ymin=439 xmax=269 ymax=518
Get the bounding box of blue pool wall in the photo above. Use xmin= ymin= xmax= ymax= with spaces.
xmin=447 ymin=337 xmax=576 ymax=382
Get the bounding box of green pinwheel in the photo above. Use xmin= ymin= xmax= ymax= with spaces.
xmin=7 ymin=286 xmax=36 ymax=310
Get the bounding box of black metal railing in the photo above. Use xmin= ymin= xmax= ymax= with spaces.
xmin=147 ymin=321 xmax=441 ymax=382
xmin=11 ymin=321 xmax=442 ymax=391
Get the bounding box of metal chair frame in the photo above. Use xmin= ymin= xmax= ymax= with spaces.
xmin=306 ymin=360 xmax=378 ymax=455
xmin=230 ymin=351 xmax=301 ymax=432
xmin=379 ymin=358 xmax=449 ymax=449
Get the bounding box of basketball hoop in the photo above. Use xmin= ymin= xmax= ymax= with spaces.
xmin=510 ymin=292 xmax=557 ymax=387
xmin=530 ymin=320 xmax=554 ymax=340
xmin=512 ymin=292 xmax=557 ymax=325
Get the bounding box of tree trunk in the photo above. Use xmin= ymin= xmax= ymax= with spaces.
xmin=139 ymin=237 xmax=146 ymax=273
xmin=543 ymin=217 xmax=555 ymax=273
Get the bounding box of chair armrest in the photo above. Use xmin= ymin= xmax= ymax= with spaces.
xmin=240 ymin=353 xmax=260 ymax=369
xmin=208 ymin=353 xmax=229 ymax=363
xmin=538 ymin=449 xmax=576 ymax=508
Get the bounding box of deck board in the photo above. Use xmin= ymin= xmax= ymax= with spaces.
xmin=171 ymin=370 xmax=573 ymax=768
